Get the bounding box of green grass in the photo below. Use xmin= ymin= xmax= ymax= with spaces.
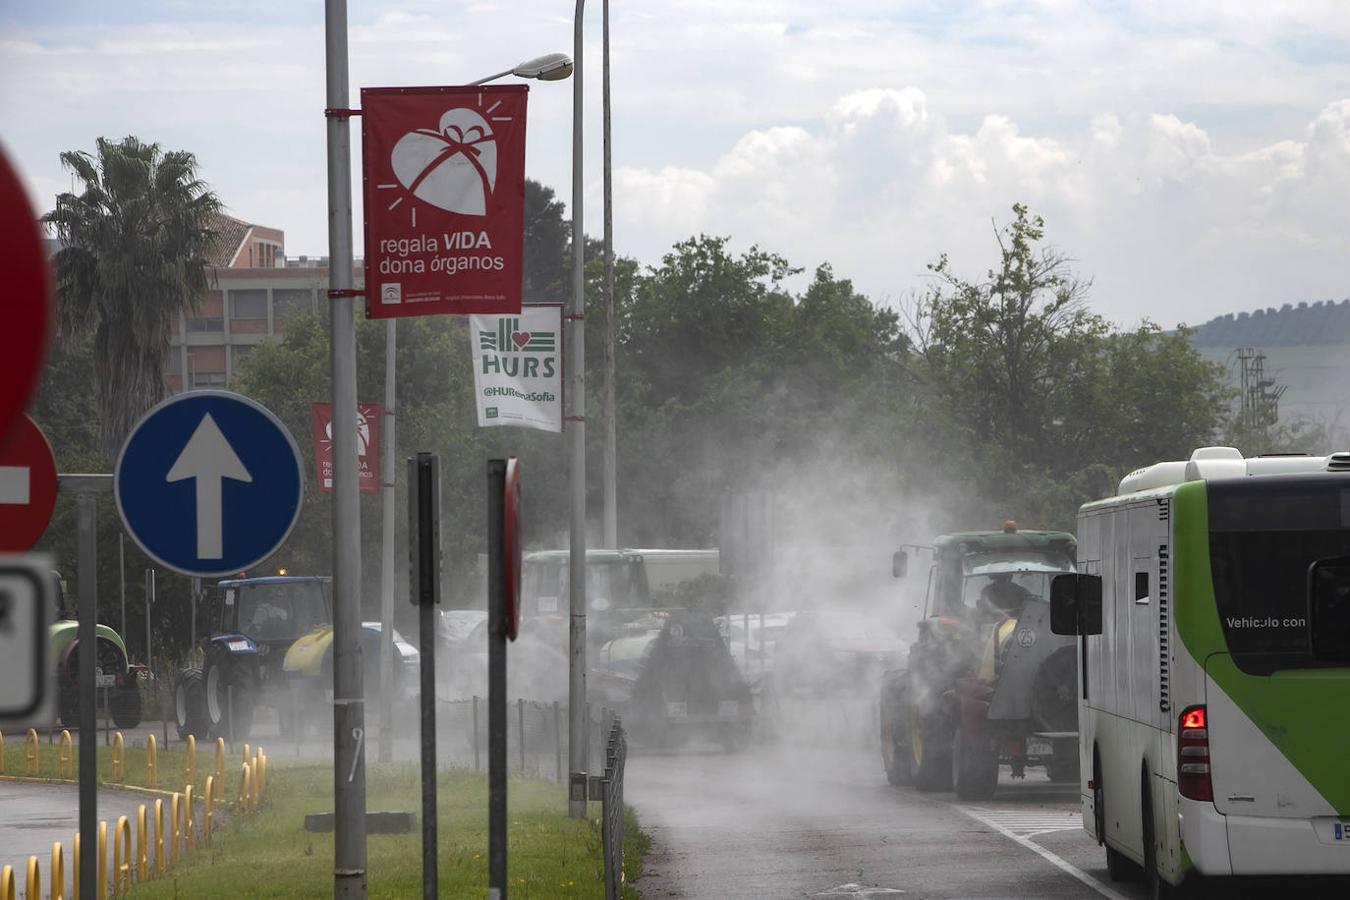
xmin=123 ymin=760 xmax=649 ymax=899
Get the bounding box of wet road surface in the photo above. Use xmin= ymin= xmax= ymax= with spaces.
xmin=628 ymin=744 xmax=1144 ymax=900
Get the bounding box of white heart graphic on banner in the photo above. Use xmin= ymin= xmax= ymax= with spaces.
xmin=390 ymin=108 xmax=499 ymax=215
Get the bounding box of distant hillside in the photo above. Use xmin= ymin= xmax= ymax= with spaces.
xmin=1191 ymin=298 xmax=1350 ymax=347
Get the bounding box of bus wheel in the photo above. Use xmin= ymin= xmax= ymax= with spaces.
xmin=1142 ymin=770 xmax=1175 ymax=899
xmin=1097 ymin=752 xmax=1135 ymax=881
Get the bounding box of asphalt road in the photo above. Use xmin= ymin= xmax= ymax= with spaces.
xmin=0 ymin=781 xmax=150 ymax=892
xmin=627 ymin=743 xmax=1147 ymax=900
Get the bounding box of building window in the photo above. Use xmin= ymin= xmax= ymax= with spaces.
xmin=186 ymin=316 xmax=224 ymax=333
xmin=232 ymin=345 xmax=255 ymax=372
xmin=273 ymin=288 xmax=313 ymax=320
xmin=190 ymin=371 xmax=227 ymax=388
xmin=230 ymin=289 xmax=269 ymax=319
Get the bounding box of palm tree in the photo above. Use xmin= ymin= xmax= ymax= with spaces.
xmin=43 ymin=136 xmax=221 ymax=459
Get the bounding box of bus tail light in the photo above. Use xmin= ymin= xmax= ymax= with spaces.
xmin=1177 ymin=705 xmax=1213 ymax=802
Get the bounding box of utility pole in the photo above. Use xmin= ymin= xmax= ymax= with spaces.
xmin=379 ymin=321 xmax=397 ymax=763
xmin=601 ymin=0 xmax=618 ymax=549
xmin=324 ymin=0 xmax=367 ymax=894
xmin=568 ymin=0 xmax=590 ymax=820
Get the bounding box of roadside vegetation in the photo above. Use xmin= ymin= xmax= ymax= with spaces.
xmin=125 ymin=760 xmax=648 ymax=900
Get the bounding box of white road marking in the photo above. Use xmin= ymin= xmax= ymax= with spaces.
xmin=957 ymin=805 xmax=1131 ymax=900
xmin=817 ymin=885 xmax=905 ymax=897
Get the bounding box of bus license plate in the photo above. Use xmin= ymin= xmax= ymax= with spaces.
xmin=96 ymin=674 xmax=116 ymax=688
xmin=1027 ymin=738 xmax=1053 ymax=757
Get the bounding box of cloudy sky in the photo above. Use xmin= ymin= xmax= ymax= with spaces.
xmin=3 ymin=1 xmax=1348 ymax=325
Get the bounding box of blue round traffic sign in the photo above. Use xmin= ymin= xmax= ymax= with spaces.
xmin=115 ymin=390 xmax=304 ymax=578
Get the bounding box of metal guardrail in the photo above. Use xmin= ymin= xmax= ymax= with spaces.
xmin=588 ymin=713 xmax=627 ymax=900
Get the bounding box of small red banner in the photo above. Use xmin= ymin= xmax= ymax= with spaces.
xmin=361 ymin=85 xmax=529 ymax=318
xmin=311 ymin=402 xmax=381 ymax=495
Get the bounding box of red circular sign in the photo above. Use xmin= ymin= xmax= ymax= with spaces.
xmin=0 ymin=146 xmax=53 ymax=440
xmin=0 ymin=414 xmax=59 ymax=552
xmin=503 ymin=457 xmax=521 ymax=641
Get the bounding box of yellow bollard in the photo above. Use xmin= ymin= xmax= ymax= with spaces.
xmin=184 ymin=784 xmax=196 ymax=850
xmin=58 ymin=729 xmax=74 ymax=779
xmin=113 ymin=816 xmax=132 ymax=897
xmin=24 ymin=728 xmax=39 ymax=776
xmin=72 ymin=833 xmax=79 ymax=891
xmin=146 ymin=734 xmax=158 ymax=789
xmin=183 ymin=734 xmax=196 ymax=786
xmin=50 ymin=842 xmax=64 ymax=900
xmin=202 ymin=776 xmax=215 ymax=843
xmin=0 ymin=864 xmax=11 ymax=900
xmin=213 ymin=737 xmax=225 ymax=800
xmin=23 ymin=858 xmax=37 ymax=900
xmin=136 ymin=804 xmax=148 ymax=882
xmin=169 ymin=792 xmax=181 ymax=865
xmin=153 ymin=798 xmax=165 ymax=874
xmin=241 ymin=742 xmax=250 ymax=771
xmin=111 ymin=731 xmax=125 ymax=782
xmin=256 ymin=752 xmax=267 ymax=801
xmin=97 ymin=821 xmax=107 ymax=899
xmin=238 ymin=762 xmax=251 ymax=813
xmin=250 ymin=752 xmax=261 ymax=807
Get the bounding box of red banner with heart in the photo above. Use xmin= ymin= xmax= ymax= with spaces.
xmin=361 ymin=85 xmax=528 ymax=318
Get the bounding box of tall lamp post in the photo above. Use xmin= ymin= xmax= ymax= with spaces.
xmin=376 ymin=50 xmax=573 ymax=766
xmin=568 ymin=0 xmax=589 ymax=820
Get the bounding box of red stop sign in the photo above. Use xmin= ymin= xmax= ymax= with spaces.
xmin=0 ymin=146 xmax=53 ymax=440
xmin=503 ymin=457 xmax=521 ymax=641
xmin=0 ymin=414 xmax=58 ymax=552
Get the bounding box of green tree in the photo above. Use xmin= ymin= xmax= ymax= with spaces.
xmin=42 ymin=136 xmax=221 ymax=457
xmin=909 ymin=204 xmax=1231 ymax=527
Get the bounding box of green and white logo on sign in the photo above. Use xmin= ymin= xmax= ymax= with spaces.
xmin=478 ymin=317 xmax=556 ymax=353
xmin=468 ymin=305 xmax=564 ymax=433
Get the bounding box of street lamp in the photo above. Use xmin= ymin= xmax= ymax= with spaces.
xmin=473 ymin=52 xmax=575 ymax=85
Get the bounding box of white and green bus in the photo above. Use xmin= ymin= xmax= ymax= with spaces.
xmin=1050 ymin=447 xmax=1350 ymax=896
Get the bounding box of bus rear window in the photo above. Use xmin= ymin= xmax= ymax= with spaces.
xmin=1207 ymin=478 xmax=1350 ymax=674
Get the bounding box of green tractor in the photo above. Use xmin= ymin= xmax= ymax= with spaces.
xmin=49 ymin=573 xmax=146 ymax=729
xmin=879 ymin=524 xmax=1080 ymax=798
xmin=174 ymin=576 xmax=331 ymax=740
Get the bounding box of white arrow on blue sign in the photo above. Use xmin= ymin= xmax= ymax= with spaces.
xmin=115 ymin=390 xmax=304 ymax=578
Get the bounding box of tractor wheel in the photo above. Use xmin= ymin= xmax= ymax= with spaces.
xmin=879 ymin=677 xmax=913 ymax=786
xmin=952 ymin=727 xmax=999 ymax=800
xmin=175 ymin=668 xmax=209 ymax=740
xmin=204 ymin=649 xmax=255 ymax=740
xmin=909 ymin=702 xmax=954 ymax=792
xmin=111 ymin=684 xmax=143 ymax=728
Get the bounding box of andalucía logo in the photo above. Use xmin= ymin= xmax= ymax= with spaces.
xmin=479 ymin=317 xmax=556 ymax=353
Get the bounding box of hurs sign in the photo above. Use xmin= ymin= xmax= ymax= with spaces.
xmin=361 ymin=85 xmax=528 ymax=318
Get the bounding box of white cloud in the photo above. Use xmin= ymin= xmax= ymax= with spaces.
xmin=613 ymin=91 xmax=1350 ymax=324
xmin=3 ymin=2 xmax=1348 ymax=325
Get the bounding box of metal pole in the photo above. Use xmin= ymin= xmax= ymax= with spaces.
xmin=191 ymin=576 xmax=199 ymax=648
xmin=567 ymin=0 xmax=590 ymax=821
xmin=410 ymin=454 xmax=440 ymax=900
xmin=601 ymin=0 xmax=617 ymax=548
xmin=487 ymin=459 xmax=509 ymax=897
xmin=379 ymin=320 xmax=397 ymax=764
xmin=77 ymin=492 xmax=97 ymax=900
xmin=144 ymin=569 xmax=154 ymax=677
xmin=325 ymin=0 xmax=367 ymax=894
xmin=119 ymin=532 xmax=126 ymax=639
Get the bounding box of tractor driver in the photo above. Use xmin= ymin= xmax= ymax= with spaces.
xmin=978 ymin=573 xmax=1033 ymax=618
xmin=248 ymin=596 xmax=289 ymax=638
